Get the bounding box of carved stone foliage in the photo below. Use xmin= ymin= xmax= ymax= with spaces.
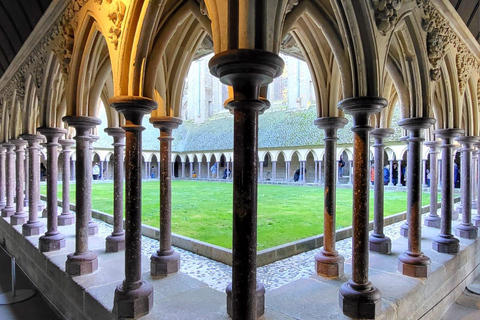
xmin=373 ymin=0 xmax=403 ymax=35
xmin=106 ymin=0 xmax=126 ymax=50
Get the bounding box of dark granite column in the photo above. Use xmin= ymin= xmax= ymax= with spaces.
xmin=58 ymin=139 xmax=75 ymax=225
xmin=0 ymin=145 xmax=5 ymax=209
xmin=104 ymin=128 xmax=126 ymax=252
xmin=454 ymin=136 xmax=478 ymax=239
xmin=21 ymin=135 xmax=44 ymax=236
xmin=150 ymin=116 xmax=182 ymax=276
xmin=338 ymin=97 xmax=385 ymax=319
xmin=10 ymin=139 xmax=27 ymax=225
xmin=63 ymin=116 xmax=100 ymax=276
xmin=37 ymin=128 xmax=67 ymax=252
xmin=23 ymin=150 xmax=29 ymax=207
xmin=424 ymin=141 xmax=441 ymax=228
xmin=369 ymin=128 xmax=393 ymax=254
xmin=87 ymin=135 xmax=99 ymax=235
xmin=1 ymin=143 xmax=15 ymax=217
xmin=398 ymin=118 xmax=435 ymax=277
xmin=314 ymin=117 xmax=347 ymax=277
xmin=474 ymin=143 xmax=480 ymax=226
xmin=110 ymin=96 xmax=155 ymax=319
xmin=432 ymin=128 xmax=463 ymax=253
xmin=210 ymin=50 xmax=283 ymax=320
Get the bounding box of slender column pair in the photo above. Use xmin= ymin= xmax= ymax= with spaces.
xmin=110 ymin=97 xmax=155 ymax=319
xmin=88 ymin=135 xmax=99 ymax=235
xmin=0 ymin=145 xmax=5 ymax=209
xmin=63 ymin=116 xmax=100 ymax=276
xmin=369 ymin=128 xmax=393 ymax=254
xmin=24 ymin=149 xmax=29 ymax=207
xmin=150 ymin=117 xmax=182 ymax=276
xmin=104 ymin=128 xmax=126 ymax=252
xmin=21 ymin=134 xmax=44 ymax=236
xmin=58 ymin=139 xmax=75 ymax=225
xmin=454 ymin=136 xmax=478 ymax=239
xmin=424 ymin=141 xmax=441 ymax=228
xmin=338 ymin=97 xmax=385 ymax=319
xmin=432 ymin=129 xmax=463 ymax=254
xmin=10 ymin=139 xmax=27 ymax=225
xmin=1 ymin=143 xmax=15 ymax=217
xmin=398 ymin=118 xmax=435 ymax=277
xmin=399 ymin=135 xmax=409 ymax=237
xmin=37 ymin=128 xmax=67 ymax=252
xmin=210 ymin=49 xmax=284 ymax=320
xmin=474 ymin=142 xmax=480 ymax=226
xmin=314 ymin=117 xmax=347 ymax=277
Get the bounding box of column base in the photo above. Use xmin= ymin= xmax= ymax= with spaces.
xmin=452 ymin=210 xmax=459 ymax=221
xmin=455 ymin=223 xmax=478 ymax=239
xmin=314 ymin=250 xmax=344 ymax=278
xmin=424 ymin=215 xmax=441 ymax=228
xmin=1 ymin=206 xmax=15 ymax=217
xmin=88 ymin=221 xmax=98 ymax=235
xmin=39 ymin=233 xmax=66 ymax=252
xmin=432 ymin=235 xmax=460 ymax=254
xmin=473 ymin=216 xmax=480 ymax=227
xmin=339 ymin=280 xmax=382 ymax=319
xmin=472 ymin=201 xmax=478 ymax=210
xmin=113 ymin=281 xmax=154 ymax=319
xmin=398 ymin=251 xmax=431 ymax=277
xmin=37 ymin=202 xmax=45 ymax=212
xmin=22 ymin=221 xmax=44 ymax=236
xmin=226 ymin=282 xmax=265 ymax=318
xmin=65 ymin=251 xmax=98 ymax=276
xmin=41 ymin=208 xmax=48 ymax=218
xmin=58 ymin=213 xmax=75 ymax=226
xmin=150 ymin=251 xmax=180 ymax=277
xmin=455 ymin=203 xmax=463 ymax=214
xmin=400 ymin=223 xmax=408 ymax=237
xmin=106 ymin=233 xmax=125 ymax=252
xmin=369 ymin=234 xmax=391 ymax=254
xmin=0 ymin=201 xmax=5 ymax=210
xmin=10 ymin=213 xmax=28 ymax=226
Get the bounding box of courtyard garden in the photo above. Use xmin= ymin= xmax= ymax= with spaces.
xmin=42 ymin=180 xmax=430 ymax=250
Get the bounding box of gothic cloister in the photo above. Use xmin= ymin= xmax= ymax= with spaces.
xmin=0 ymin=1 xmax=479 ymax=319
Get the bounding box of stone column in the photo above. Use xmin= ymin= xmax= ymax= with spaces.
xmin=338 ymin=97 xmax=385 ymax=319
xmin=150 ymin=116 xmax=182 ymax=277
xmin=21 ymin=135 xmax=44 ymax=236
xmin=1 ymin=143 xmax=15 ymax=217
xmin=105 ymin=160 xmax=109 ymax=180
xmin=216 ymin=161 xmax=220 ymax=179
xmin=424 ymin=141 xmax=441 ymax=228
xmin=259 ymin=161 xmax=264 ymax=181
xmin=24 ymin=151 xmax=29 ymax=207
xmin=207 ymin=161 xmax=210 ymax=179
xmin=475 ymin=143 xmax=480 ymax=226
xmin=388 ymin=160 xmax=394 ymax=186
xmin=71 ymin=160 xmax=76 ymax=180
xmin=37 ymin=128 xmax=67 ymax=252
xmin=63 ymin=116 xmax=100 ymax=276
xmin=285 ymin=161 xmax=290 ymax=181
xmin=58 ymin=139 xmax=75 ymax=225
xmin=398 ymin=118 xmax=435 ymax=277
xmin=422 ymin=159 xmax=428 ymax=188
xmin=110 ymin=97 xmax=154 ymax=319
xmin=454 ymin=136 xmax=478 ymax=239
xmin=432 ymin=128 xmax=463 ymax=254
xmin=472 ymin=149 xmax=478 ymax=209
xmin=272 ymin=161 xmax=276 ymax=181
xmin=10 ymin=139 xmax=28 ymax=225
xmin=400 ymin=135 xmax=409 ymax=237
xmin=87 ymin=135 xmax=99 ymax=235
xmin=210 ymin=50 xmax=283 ymax=320
xmin=314 ymin=117 xmax=347 ymax=277
xmin=319 ymin=160 xmax=323 ymax=185
xmin=0 ymin=145 xmax=5 ymax=209
xmin=181 ymin=161 xmax=185 ymax=178
xmin=397 ymin=160 xmax=403 ymax=188
xmin=198 ymin=161 xmax=201 ymax=178
xmin=190 ymin=162 xmax=194 ymax=178
xmin=369 ymin=128 xmax=393 ymax=254
xmin=302 ymin=161 xmax=306 ymax=183
xmin=100 ymin=161 xmax=104 ymax=180
xmin=348 ymin=160 xmax=353 ymax=185
xmin=314 ymin=160 xmax=318 ymax=183
xmin=105 ymin=128 xmax=126 ymax=252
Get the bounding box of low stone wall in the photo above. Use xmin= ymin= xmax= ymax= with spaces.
xmin=43 ymin=195 xmax=456 ymax=267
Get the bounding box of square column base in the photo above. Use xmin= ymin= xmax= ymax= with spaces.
xmin=339 ymin=282 xmax=382 ymax=319
xmin=432 ymin=236 xmax=460 ymax=254
xmin=1 ymin=206 xmax=14 ymax=217
xmin=424 ymin=216 xmax=441 ymax=228
xmin=113 ymin=281 xmax=153 ymax=319
xmin=314 ymin=252 xmax=344 ymax=278
xmin=0 ymin=201 xmax=5 ymax=210
xmin=22 ymin=221 xmax=44 ymax=236
xmin=105 ymin=234 xmax=125 ymax=252
xmin=397 ymin=259 xmax=430 ymax=278
xmin=226 ymin=282 xmax=265 ymax=318
xmin=88 ymin=221 xmax=98 ymax=235
xmin=150 ymin=251 xmax=180 ymax=277
xmin=10 ymin=214 xmax=28 ymax=226
xmin=369 ymin=235 xmax=391 ymax=254
xmin=39 ymin=233 xmax=66 ymax=252
xmin=66 ymin=251 xmax=98 ymax=276
xmin=455 ymin=225 xmax=478 ymax=239
xmin=58 ymin=213 xmax=75 ymax=226
xmin=400 ymin=223 xmax=408 ymax=237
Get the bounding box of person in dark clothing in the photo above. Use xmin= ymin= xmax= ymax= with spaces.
xmin=392 ymin=162 xmax=398 ymax=185
xmin=294 ymin=169 xmax=300 ymax=182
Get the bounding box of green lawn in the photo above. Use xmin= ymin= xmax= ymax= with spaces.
xmin=41 ymin=180 xmax=430 ymax=250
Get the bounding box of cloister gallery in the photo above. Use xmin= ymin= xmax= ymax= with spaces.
xmin=0 ymin=0 xmax=479 ymax=319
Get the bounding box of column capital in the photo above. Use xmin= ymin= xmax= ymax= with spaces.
xmin=150 ymin=116 xmax=183 ymax=131
xmin=371 ymin=128 xmax=394 ymax=139
xmin=63 ymin=115 xmax=101 ymax=130
xmin=338 ymin=97 xmax=386 ymax=130
xmin=425 ymin=140 xmax=441 ymax=150
xmin=9 ymin=139 xmax=27 ymax=148
xmin=59 ymin=139 xmax=75 ymax=148
xmin=109 ymin=96 xmax=157 ymax=126
xmin=104 ymin=127 xmax=126 ymax=138
xmin=1 ymin=142 xmax=15 ymax=150
xmin=398 ymin=117 xmax=435 ymax=131
xmin=455 ymin=136 xmax=479 ymax=146
xmin=90 ymin=134 xmax=100 ymax=143
xmin=37 ymin=127 xmax=67 ymax=145
xmin=434 ymin=128 xmax=464 ymax=140
xmin=314 ymin=117 xmax=348 ymax=130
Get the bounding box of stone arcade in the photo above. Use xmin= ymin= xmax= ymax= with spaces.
xmin=0 ymin=0 xmax=479 ymax=319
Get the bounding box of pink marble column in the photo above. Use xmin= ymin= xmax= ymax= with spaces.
xmin=87 ymin=135 xmax=99 ymax=235
xmin=104 ymin=127 xmax=126 ymax=252
xmin=0 ymin=144 xmax=5 ymax=209
xmin=474 ymin=142 xmax=480 ymax=226
xmin=110 ymin=97 xmax=154 ymax=319
xmin=58 ymin=139 xmax=75 ymax=225
xmin=10 ymin=139 xmax=28 ymax=225
xmin=424 ymin=141 xmax=441 ymax=228
xmin=63 ymin=116 xmax=100 ymax=276
xmin=37 ymin=127 xmax=67 ymax=252
xmin=23 ymin=150 xmax=29 ymax=207
xmin=1 ymin=143 xmax=15 ymax=217
xmin=150 ymin=116 xmax=182 ymax=277
xmin=21 ymin=135 xmax=44 ymax=236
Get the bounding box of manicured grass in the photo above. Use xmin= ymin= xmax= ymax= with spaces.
xmin=42 ymin=180 xmax=430 ymax=250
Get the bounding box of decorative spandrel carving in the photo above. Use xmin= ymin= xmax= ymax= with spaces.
xmin=373 ymin=0 xmax=403 ymax=35
xmin=107 ymin=0 xmax=126 ymax=50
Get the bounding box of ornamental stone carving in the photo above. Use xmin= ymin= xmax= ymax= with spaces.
xmin=107 ymin=0 xmax=126 ymax=50
xmin=373 ymin=0 xmax=403 ymax=35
